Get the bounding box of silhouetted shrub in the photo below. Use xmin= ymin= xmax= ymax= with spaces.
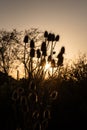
xmin=1 ymin=28 xmax=87 ymax=130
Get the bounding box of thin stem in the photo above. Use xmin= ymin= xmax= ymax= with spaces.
xmin=51 ymin=41 xmax=53 ymax=58
xmin=24 ymin=42 xmax=26 ymax=78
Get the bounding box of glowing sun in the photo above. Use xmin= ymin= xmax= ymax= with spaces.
xmin=45 ymin=62 xmax=51 ymax=70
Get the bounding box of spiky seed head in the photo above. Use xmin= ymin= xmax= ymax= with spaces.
xmin=51 ymin=34 xmax=55 ymax=42
xmin=30 ymin=39 xmax=35 ymax=48
xmin=55 ymin=35 xmax=60 ymax=41
xmin=48 ymin=33 xmax=52 ymax=41
xmin=41 ymin=42 xmax=46 ymax=51
xmin=61 ymin=46 xmax=65 ymax=54
xmin=44 ymin=31 xmax=48 ymax=38
xmin=23 ymin=35 xmax=28 ymax=43
xmin=37 ymin=49 xmax=41 ymax=58
xmin=30 ymin=48 xmax=35 ymax=57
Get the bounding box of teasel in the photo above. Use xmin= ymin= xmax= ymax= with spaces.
xmin=48 ymin=33 xmax=52 ymax=42
xmin=37 ymin=49 xmax=41 ymax=59
xmin=23 ymin=35 xmax=29 ymax=78
xmin=57 ymin=53 xmax=63 ymax=66
xmin=23 ymin=35 xmax=28 ymax=43
xmin=52 ymin=35 xmax=60 ymax=51
xmin=51 ymin=33 xmax=55 ymax=42
xmin=55 ymin=35 xmax=60 ymax=42
xmin=44 ymin=31 xmax=48 ymax=38
xmin=41 ymin=42 xmax=46 ymax=51
xmin=57 ymin=46 xmax=65 ymax=66
xmin=60 ymin=46 xmax=65 ymax=54
xmin=42 ymin=50 xmax=47 ymax=57
xmin=30 ymin=39 xmax=35 ymax=48
xmin=30 ymin=48 xmax=35 ymax=58
xmin=49 ymin=33 xmax=55 ymax=57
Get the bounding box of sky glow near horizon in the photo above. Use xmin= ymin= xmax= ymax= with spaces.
xmin=0 ymin=0 xmax=87 ymax=60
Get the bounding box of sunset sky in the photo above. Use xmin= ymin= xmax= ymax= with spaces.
xmin=0 ymin=0 xmax=87 ymax=60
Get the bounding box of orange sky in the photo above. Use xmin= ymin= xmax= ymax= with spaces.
xmin=0 ymin=0 xmax=87 ymax=60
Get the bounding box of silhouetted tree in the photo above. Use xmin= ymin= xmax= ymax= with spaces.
xmin=0 ymin=29 xmax=20 ymax=75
